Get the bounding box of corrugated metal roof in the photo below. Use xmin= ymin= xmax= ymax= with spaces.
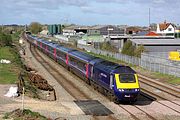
xmin=64 ymin=25 xmax=89 ymax=30
xmin=131 ymin=39 xmax=180 ymax=45
xmin=89 ymin=25 xmax=107 ymax=30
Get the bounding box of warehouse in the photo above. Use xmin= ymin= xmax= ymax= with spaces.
xmin=130 ymin=39 xmax=180 ymax=52
xmin=63 ymin=25 xmax=89 ymax=36
xmin=88 ymin=25 xmax=124 ymax=36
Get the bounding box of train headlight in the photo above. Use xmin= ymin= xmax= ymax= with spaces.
xmin=135 ymin=89 xmax=139 ymax=92
xmin=119 ymin=89 xmax=124 ymax=92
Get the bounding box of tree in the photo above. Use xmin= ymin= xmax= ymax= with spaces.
xmin=29 ymin=22 xmax=42 ymax=34
xmin=121 ymin=40 xmax=135 ymax=56
xmin=101 ymin=41 xmax=118 ymax=52
xmin=134 ymin=45 xmax=145 ymax=57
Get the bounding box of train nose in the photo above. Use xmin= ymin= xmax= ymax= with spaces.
xmin=115 ymin=89 xmax=140 ymax=101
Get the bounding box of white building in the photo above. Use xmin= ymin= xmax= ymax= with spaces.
xmin=63 ymin=29 xmax=76 ymax=36
xmin=156 ymin=21 xmax=175 ymax=34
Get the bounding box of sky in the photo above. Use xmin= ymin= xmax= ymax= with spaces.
xmin=0 ymin=0 xmax=180 ymax=26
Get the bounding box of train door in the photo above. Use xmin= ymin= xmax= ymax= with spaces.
xmin=40 ymin=42 xmax=42 ymax=50
xmin=110 ymin=73 xmax=114 ymax=90
xmin=88 ymin=64 xmax=94 ymax=79
xmin=54 ymin=48 xmax=56 ymax=61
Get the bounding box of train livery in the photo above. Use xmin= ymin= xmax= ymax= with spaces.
xmin=26 ymin=34 xmax=140 ymax=102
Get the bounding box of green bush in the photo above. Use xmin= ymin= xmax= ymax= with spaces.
xmin=134 ymin=45 xmax=145 ymax=57
xmin=100 ymin=41 xmax=118 ymax=52
xmin=0 ymin=33 xmax=12 ymax=47
xmin=121 ymin=40 xmax=135 ymax=56
xmin=121 ymin=40 xmax=145 ymax=57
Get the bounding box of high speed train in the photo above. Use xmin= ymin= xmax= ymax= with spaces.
xmin=25 ymin=34 xmax=140 ymax=103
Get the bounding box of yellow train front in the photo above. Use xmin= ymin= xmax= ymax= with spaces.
xmin=90 ymin=60 xmax=140 ymax=102
xmin=114 ymin=73 xmax=140 ymax=102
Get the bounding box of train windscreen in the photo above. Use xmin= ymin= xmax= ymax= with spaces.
xmin=119 ymin=74 xmax=136 ymax=83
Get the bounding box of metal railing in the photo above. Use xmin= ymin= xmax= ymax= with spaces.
xmin=78 ymin=44 xmax=180 ymax=77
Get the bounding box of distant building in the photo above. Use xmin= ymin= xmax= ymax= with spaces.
xmin=126 ymin=26 xmax=142 ymax=35
xmin=40 ymin=30 xmax=48 ymax=35
xmin=88 ymin=25 xmax=124 ymax=36
xmin=63 ymin=26 xmax=76 ymax=36
xmin=156 ymin=21 xmax=175 ymax=35
xmin=48 ymin=24 xmax=62 ymax=35
xmin=63 ymin=25 xmax=88 ymax=36
xmin=145 ymin=31 xmax=159 ymax=36
xmin=175 ymin=26 xmax=180 ymax=38
xmin=130 ymin=38 xmax=180 ymax=52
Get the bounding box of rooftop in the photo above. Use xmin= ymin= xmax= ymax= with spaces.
xmin=82 ymin=35 xmax=104 ymax=42
xmin=131 ymin=39 xmax=180 ymax=45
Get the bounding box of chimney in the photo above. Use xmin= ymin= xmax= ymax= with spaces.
xmin=164 ymin=20 xmax=166 ymax=24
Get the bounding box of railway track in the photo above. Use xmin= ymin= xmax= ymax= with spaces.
xmin=29 ymin=45 xmax=116 ymax=120
xmin=119 ymin=104 xmax=158 ymax=120
xmin=138 ymin=74 xmax=180 ymax=98
xmin=138 ymin=75 xmax=180 ymax=115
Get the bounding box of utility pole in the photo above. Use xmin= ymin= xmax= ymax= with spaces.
xmin=149 ymin=8 xmax=151 ymax=32
xmin=22 ymin=87 xmax=25 ymax=112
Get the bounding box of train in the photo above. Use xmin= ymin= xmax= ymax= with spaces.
xmin=25 ymin=33 xmax=140 ymax=103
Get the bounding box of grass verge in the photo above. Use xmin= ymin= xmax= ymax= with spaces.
xmin=3 ymin=109 xmax=49 ymax=120
xmin=0 ymin=46 xmax=22 ymax=84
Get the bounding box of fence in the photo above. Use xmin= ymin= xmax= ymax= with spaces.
xmin=78 ymin=44 xmax=180 ymax=77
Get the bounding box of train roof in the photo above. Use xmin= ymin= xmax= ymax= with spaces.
xmin=56 ymin=46 xmax=76 ymax=53
xmin=94 ymin=61 xmax=136 ymax=74
xmin=89 ymin=58 xmax=105 ymax=65
xmin=69 ymin=51 xmax=97 ymax=62
xmin=114 ymin=66 xmax=136 ymax=74
xmin=47 ymin=42 xmax=60 ymax=48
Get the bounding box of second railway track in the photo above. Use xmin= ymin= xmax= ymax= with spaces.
xmin=138 ymin=75 xmax=180 ymax=98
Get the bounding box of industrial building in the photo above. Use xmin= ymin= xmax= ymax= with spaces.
xmin=88 ymin=25 xmax=124 ymax=36
xmin=130 ymin=38 xmax=180 ymax=52
xmin=48 ymin=24 xmax=62 ymax=35
xmin=62 ymin=25 xmax=89 ymax=36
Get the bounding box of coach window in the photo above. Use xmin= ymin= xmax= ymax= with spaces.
xmin=49 ymin=46 xmax=53 ymax=53
xmin=42 ymin=43 xmax=46 ymax=49
xmin=56 ymin=50 xmax=60 ymax=57
xmin=78 ymin=61 xmax=86 ymax=72
xmin=70 ymin=57 xmax=74 ymax=65
xmin=61 ymin=52 xmax=66 ymax=60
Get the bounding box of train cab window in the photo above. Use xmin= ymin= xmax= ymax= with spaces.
xmin=119 ymin=74 xmax=136 ymax=83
